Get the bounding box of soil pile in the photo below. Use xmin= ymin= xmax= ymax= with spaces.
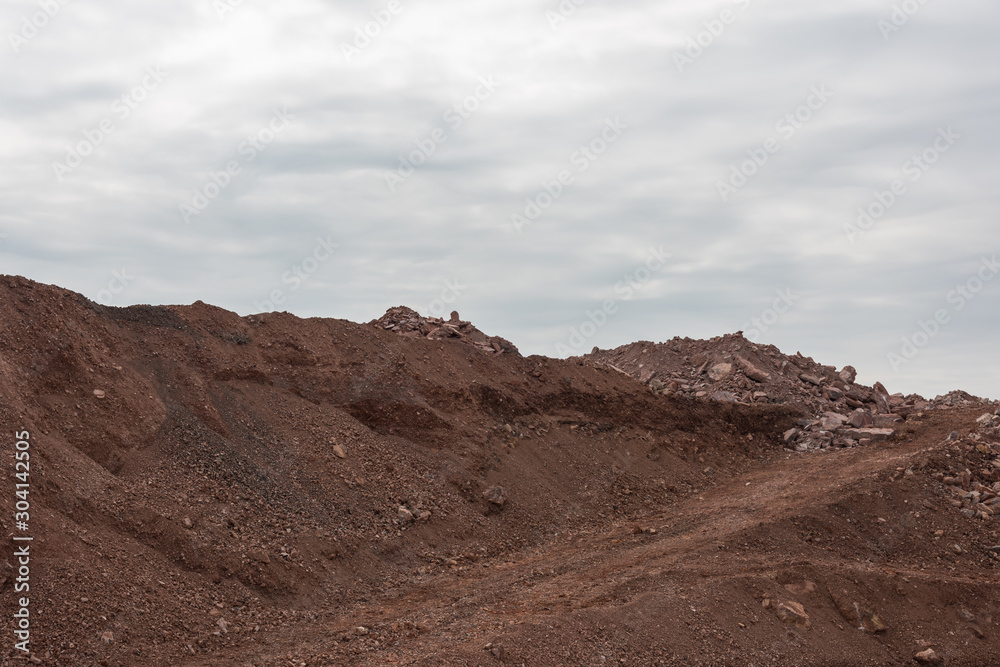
xmin=0 ymin=275 xmax=997 ymax=666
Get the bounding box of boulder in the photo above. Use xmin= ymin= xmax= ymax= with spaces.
xmin=483 ymin=485 xmax=507 ymax=508
xmin=775 ymin=601 xmax=811 ymax=629
xmin=914 ymin=649 xmax=942 ymax=665
xmin=829 ymin=587 xmax=887 ymax=633
xmin=711 ymin=390 xmax=738 ymax=403
xmin=837 ymin=427 xmax=895 ymax=443
xmin=872 ymin=382 xmax=892 ymax=414
xmin=847 ymin=409 xmax=873 ymax=428
xmin=708 ymin=363 xmax=733 ymax=381
xmin=735 ymin=356 xmax=771 ymax=383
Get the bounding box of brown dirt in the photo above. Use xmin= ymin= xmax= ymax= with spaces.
xmin=0 ymin=274 xmax=998 ymax=666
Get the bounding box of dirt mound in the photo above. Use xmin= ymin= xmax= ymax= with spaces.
xmin=0 ymin=274 xmax=998 ymax=666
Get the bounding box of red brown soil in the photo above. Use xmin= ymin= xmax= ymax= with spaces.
xmin=0 ymin=275 xmax=998 ymax=666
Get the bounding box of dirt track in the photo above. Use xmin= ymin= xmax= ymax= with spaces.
xmin=194 ymin=408 xmax=1000 ymax=666
xmin=0 ymin=275 xmax=998 ymax=666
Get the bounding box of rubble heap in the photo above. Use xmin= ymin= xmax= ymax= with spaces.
xmin=585 ymin=333 xmax=995 ymax=453
xmin=372 ymin=306 xmax=519 ymax=356
xmin=929 ymin=408 xmax=1000 ymax=522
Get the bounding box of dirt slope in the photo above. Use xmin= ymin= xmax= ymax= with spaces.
xmin=0 ymin=274 xmax=997 ymax=666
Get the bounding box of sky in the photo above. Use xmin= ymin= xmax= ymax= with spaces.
xmin=1 ymin=0 xmax=998 ymax=400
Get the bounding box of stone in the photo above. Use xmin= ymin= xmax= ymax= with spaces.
xmin=914 ymin=648 xmax=942 ymax=664
xmin=332 ymin=445 xmax=347 ymax=459
xmin=182 ymin=517 xmax=194 ymax=529
xmin=449 ymin=311 xmax=460 ymax=322
xmin=485 ymin=643 xmax=507 ymax=661
xmin=821 ymin=417 xmax=844 ymax=431
xmin=93 ymin=389 xmax=106 ymax=399
xmin=874 ymin=415 xmax=902 ymax=428
xmin=839 ymin=366 xmax=857 ymax=384
xmin=735 ymin=356 xmax=770 ymax=383
xmin=711 ymin=390 xmax=737 ymax=403
xmin=872 ymin=382 xmax=892 ymax=414
xmin=775 ymin=601 xmax=811 ymax=629
xmin=483 ymin=485 xmax=507 ymax=508
xmin=823 ymin=386 xmax=845 ymax=401
xmin=784 ymin=580 xmax=817 ymax=596
xmin=708 ymin=363 xmax=733 ymax=381
xmin=829 ymin=588 xmax=887 ymax=633
xmin=397 ymin=506 xmax=414 ymax=524
xmin=837 ymin=428 xmax=895 ymax=443
xmin=848 ymin=408 xmax=873 ymax=428
xmin=783 ymin=428 xmax=800 ymax=444
xmin=978 ymin=413 xmax=996 ymax=426
xmin=800 ymin=373 xmax=825 ymax=386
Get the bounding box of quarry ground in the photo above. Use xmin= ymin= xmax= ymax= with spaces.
xmin=0 ymin=275 xmax=998 ymax=666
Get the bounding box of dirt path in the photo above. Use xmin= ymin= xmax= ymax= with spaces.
xmin=197 ymin=412 xmax=1000 ymax=666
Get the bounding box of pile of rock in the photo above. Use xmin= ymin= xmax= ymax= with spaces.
xmin=932 ymin=407 xmax=1000 ymax=522
xmin=932 ymin=390 xmax=994 ymax=409
xmin=372 ymin=306 xmax=519 ymax=356
xmin=778 ymin=381 xmax=929 ymax=452
xmin=581 ymin=333 xmax=995 ymax=453
xmin=585 ymin=333 xmax=930 ymax=416
xmin=781 ymin=410 xmax=898 ymax=453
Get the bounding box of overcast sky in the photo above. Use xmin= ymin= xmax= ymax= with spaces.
xmin=2 ymin=0 xmax=998 ymax=399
